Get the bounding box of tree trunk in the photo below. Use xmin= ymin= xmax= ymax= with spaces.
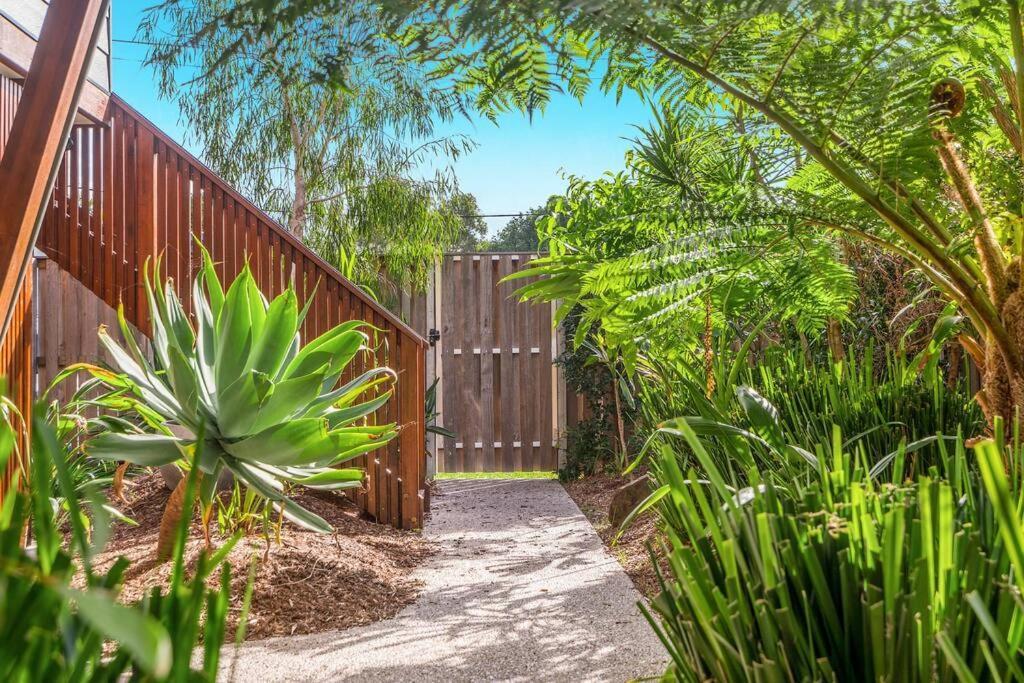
xmin=288 ymin=150 xmax=307 ymax=239
xmin=979 ymin=261 xmax=1024 ymax=428
xmin=827 ymin=319 xmax=845 ymax=362
xmin=285 ymin=91 xmax=307 ymax=239
xmin=155 ymin=470 xmax=201 ymax=562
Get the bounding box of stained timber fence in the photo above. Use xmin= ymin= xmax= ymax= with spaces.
xmin=0 ymin=74 xmax=33 ymax=500
xmin=0 ymin=75 xmax=427 ymax=528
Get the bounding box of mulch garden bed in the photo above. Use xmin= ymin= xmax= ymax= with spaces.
xmin=88 ymin=473 xmax=434 ymax=641
xmin=562 ymin=472 xmax=667 ymax=599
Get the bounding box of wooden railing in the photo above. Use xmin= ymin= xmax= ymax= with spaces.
xmin=2 ymin=75 xmax=426 ymax=528
xmin=0 ymin=274 xmax=31 ymax=500
xmin=0 ymin=74 xmax=32 ymax=499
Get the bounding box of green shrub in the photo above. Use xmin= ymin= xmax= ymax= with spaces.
xmin=754 ymin=345 xmax=984 ymax=464
xmin=0 ymin=402 xmax=242 ymax=681
xmin=632 ymin=341 xmax=982 ymax=485
xmin=644 ymin=419 xmax=1024 ymax=681
xmin=560 ymin=416 xmax=614 ymax=481
xmin=556 ymin=306 xmax=635 ymax=478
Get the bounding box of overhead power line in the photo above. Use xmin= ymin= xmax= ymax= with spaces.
xmin=459 ymin=213 xmax=545 ymax=219
xmin=113 ymin=38 xmax=158 ymax=46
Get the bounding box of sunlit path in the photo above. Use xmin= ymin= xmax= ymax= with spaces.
xmin=221 ymin=479 xmax=666 ymax=682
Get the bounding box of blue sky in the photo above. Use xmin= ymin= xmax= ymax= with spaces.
xmin=111 ymin=2 xmax=653 ymax=235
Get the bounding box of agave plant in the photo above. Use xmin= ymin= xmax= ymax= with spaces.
xmin=80 ymin=251 xmax=397 ymax=560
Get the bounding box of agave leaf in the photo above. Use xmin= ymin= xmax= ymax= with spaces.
xmin=198 ymin=241 xmax=225 ymax=318
xmin=115 ymin=301 xmax=154 ymax=376
xmin=144 ymin=259 xmax=173 ymax=372
xmin=214 ymin=266 xmax=259 ymax=391
xmin=240 ymin=266 xmax=267 ymax=341
xmin=43 ymin=362 xmax=129 ymax=401
xmin=216 ymin=370 xmax=266 ymax=439
xmin=164 ymin=345 xmax=200 ymax=427
xmin=221 ymin=419 xmax=327 ymax=465
xmin=249 ymin=369 xmax=330 ymax=435
xmin=224 ymin=419 xmax=392 ymax=467
xmin=223 ymin=457 xmax=332 ymax=533
xmin=328 ymin=428 xmax=399 ymax=466
xmin=89 ymin=433 xmax=186 ymax=466
xmin=96 ymin=328 xmax=180 ymax=419
xmin=163 ymin=272 xmax=196 ymax=352
xmin=192 ymin=268 xmax=220 ymax=409
xmin=249 ymin=288 xmax=299 ymax=377
xmin=305 ymin=367 xmax=396 ymax=416
xmin=324 ymin=391 xmax=393 ymax=428
xmin=282 ymin=467 xmax=364 ymax=490
xmin=195 ymin=438 xmax=227 ymax=475
xmin=283 ymin=325 xmax=365 ymax=380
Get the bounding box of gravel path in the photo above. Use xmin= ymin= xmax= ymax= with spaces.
xmin=221 ymin=478 xmax=667 ymax=682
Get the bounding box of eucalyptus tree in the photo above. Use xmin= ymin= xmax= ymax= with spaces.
xmin=139 ymin=0 xmax=472 ymax=291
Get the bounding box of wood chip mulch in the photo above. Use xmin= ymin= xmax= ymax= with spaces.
xmin=88 ymin=474 xmax=434 ymax=641
xmin=562 ymin=472 xmax=667 ymax=599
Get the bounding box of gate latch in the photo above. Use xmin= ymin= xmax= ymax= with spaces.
xmin=428 ymin=328 xmax=441 ymax=346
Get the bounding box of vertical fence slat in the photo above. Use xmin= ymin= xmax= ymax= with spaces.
xmin=399 ymin=330 xmax=424 ymax=528
xmin=134 ymin=126 xmax=155 ymax=325
xmin=79 ymin=128 xmax=92 ymax=288
xmin=478 ymin=257 xmax=495 ymax=472
xmin=123 ymin=114 xmax=138 ymax=321
xmin=498 ymin=255 xmax=515 ymax=472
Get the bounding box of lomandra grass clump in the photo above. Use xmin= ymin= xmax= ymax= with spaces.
xmin=0 ymin=406 xmax=242 ymax=680
xmin=646 ymin=420 xmax=1024 ymax=681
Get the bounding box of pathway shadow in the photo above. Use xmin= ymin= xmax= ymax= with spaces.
xmin=222 ymin=478 xmax=667 ymax=682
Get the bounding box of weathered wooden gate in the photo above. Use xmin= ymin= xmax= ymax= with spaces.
xmin=433 ymin=252 xmax=563 ymax=473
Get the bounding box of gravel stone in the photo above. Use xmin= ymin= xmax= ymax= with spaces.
xmin=220 ymin=478 xmax=668 ymax=681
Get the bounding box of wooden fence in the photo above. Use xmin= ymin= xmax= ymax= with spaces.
xmin=34 ymin=257 xmax=153 ymax=404
xmin=0 ymin=75 xmax=427 ymax=528
xmin=0 ymin=74 xmax=32 ymax=499
xmin=0 ymin=274 xmax=31 ymax=499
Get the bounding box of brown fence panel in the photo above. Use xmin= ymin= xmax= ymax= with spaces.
xmin=0 ymin=272 xmax=32 ymax=500
xmin=34 ymin=258 xmax=153 ymax=405
xmin=437 ymin=253 xmax=558 ymax=473
xmin=0 ymin=74 xmax=30 ymax=500
xmin=0 ymin=73 xmax=426 ymax=529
